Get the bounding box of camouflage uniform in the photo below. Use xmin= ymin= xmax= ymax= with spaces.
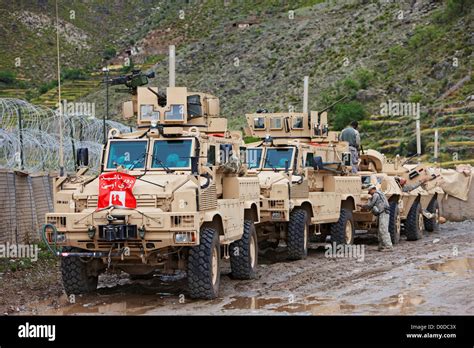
xmin=363 ymin=189 xmax=393 ymax=249
xmin=402 ymin=181 xmax=423 ymax=192
xmin=340 ymin=126 xmax=360 ymax=173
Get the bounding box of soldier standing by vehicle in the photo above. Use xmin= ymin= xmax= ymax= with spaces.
xmin=357 ymin=184 xmax=393 ymax=251
xmin=340 ymin=120 xmax=360 ymax=173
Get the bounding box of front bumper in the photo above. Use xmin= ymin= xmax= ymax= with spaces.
xmin=259 ymin=198 xmax=289 ymax=223
xmin=45 ymin=209 xmax=200 ymax=252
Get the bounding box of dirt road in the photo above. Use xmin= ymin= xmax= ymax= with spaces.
xmin=2 ymin=221 xmax=473 ymax=315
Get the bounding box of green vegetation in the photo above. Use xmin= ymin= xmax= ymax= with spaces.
xmin=408 ymin=25 xmax=442 ymax=49
xmin=38 ymin=80 xmax=58 ymax=94
xmin=61 ymin=68 xmax=87 ymax=81
xmin=103 ymin=47 xmax=117 ymax=60
xmin=0 ymin=70 xmax=16 ymax=85
xmin=333 ymin=101 xmax=367 ymax=131
xmin=0 ymin=241 xmax=57 ymax=273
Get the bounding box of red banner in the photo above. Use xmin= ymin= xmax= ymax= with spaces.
xmin=97 ymin=172 xmax=137 ymax=210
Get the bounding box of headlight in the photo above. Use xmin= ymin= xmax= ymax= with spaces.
xmin=174 ymin=232 xmax=196 ymax=244
xmin=272 ymin=212 xmax=283 ymax=220
xmin=53 ymin=233 xmax=67 ymax=243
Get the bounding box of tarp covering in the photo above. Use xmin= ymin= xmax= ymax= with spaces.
xmin=439 ymin=165 xmax=473 ymax=201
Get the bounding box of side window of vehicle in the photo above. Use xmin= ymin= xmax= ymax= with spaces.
xmin=305 ymin=153 xmax=314 ymax=167
xmin=254 ymin=117 xmax=265 ymax=129
xmin=207 ymin=145 xmax=216 ymax=166
xmin=219 ymin=144 xmax=232 ymax=163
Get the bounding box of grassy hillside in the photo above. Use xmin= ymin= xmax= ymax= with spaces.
xmin=0 ymin=0 xmax=472 ymax=163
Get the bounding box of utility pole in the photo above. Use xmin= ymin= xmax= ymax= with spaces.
xmin=303 ymin=76 xmax=309 ymax=114
xmin=169 ymin=45 xmax=175 ymax=87
xmin=416 ymin=108 xmax=421 ymax=164
xmin=102 ymin=66 xmax=110 ymax=144
xmin=434 ymin=129 xmax=439 ymax=163
xmin=18 ymin=106 xmax=24 ymax=170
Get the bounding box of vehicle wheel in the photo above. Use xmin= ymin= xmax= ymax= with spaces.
xmin=187 ymin=227 xmax=220 ymax=299
xmin=405 ymin=200 xmax=424 ymax=241
xmin=287 ymin=209 xmax=309 ymax=260
xmin=388 ymin=201 xmax=401 ymax=245
xmin=61 ymin=247 xmax=99 ymax=295
xmin=424 ymin=198 xmax=440 ymax=232
xmin=230 ymin=220 xmax=258 ymax=280
xmin=330 ymin=208 xmax=354 ymax=245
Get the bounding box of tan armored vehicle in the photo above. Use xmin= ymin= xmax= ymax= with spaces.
xmin=44 ymin=66 xmax=260 ymax=299
xmin=356 ymin=149 xmax=443 ymax=242
xmin=244 ymin=107 xmax=361 ymax=260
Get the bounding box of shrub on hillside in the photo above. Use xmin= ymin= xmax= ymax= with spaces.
xmin=408 ymin=25 xmax=441 ymax=48
xmin=0 ymin=70 xmax=16 ymax=85
xmin=332 ymin=101 xmax=367 ymax=131
xmin=38 ymin=80 xmax=58 ymax=94
xmin=103 ymin=47 xmax=117 ymax=60
xmin=61 ymin=68 xmax=87 ymax=81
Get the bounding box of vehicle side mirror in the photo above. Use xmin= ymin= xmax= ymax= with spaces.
xmin=76 ymin=148 xmax=89 ymax=167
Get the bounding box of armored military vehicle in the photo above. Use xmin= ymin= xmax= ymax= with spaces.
xmin=44 ymin=49 xmax=260 ymax=299
xmin=244 ymin=97 xmax=361 ymax=260
xmin=356 ymin=149 xmax=443 ymax=242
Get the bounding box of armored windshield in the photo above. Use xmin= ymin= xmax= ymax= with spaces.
xmin=264 ymin=148 xmax=294 ymax=169
xmin=106 ymin=140 xmax=148 ymax=169
xmin=152 ymin=139 xmax=193 ymax=169
xmin=245 ymin=148 xmax=263 ymax=169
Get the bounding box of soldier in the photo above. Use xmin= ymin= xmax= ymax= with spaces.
xmin=357 ymin=184 xmax=393 ymax=251
xmin=340 ymin=120 xmax=360 ymax=173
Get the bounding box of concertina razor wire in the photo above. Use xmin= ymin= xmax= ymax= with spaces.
xmin=0 ymin=98 xmax=133 ymax=173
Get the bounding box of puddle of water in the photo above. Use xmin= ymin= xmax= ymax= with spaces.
xmin=421 ymin=257 xmax=474 ymax=276
xmin=223 ymin=297 xmax=284 ymax=310
xmin=362 ymin=294 xmax=425 ymax=315
xmin=28 ymin=293 xmax=170 ymax=315
xmin=222 ymin=292 xmax=426 ymax=315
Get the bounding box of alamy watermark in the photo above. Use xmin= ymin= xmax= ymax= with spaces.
xmin=380 ymin=100 xmax=420 ymax=118
xmin=325 ymin=242 xmax=365 ymax=262
xmin=56 ymin=99 xmax=96 ymax=118
xmin=0 ymin=243 xmax=39 ymax=262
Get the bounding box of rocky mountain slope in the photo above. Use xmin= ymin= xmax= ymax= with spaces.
xmin=0 ymin=0 xmax=472 ymax=164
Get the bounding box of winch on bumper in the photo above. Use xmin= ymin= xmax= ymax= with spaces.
xmin=45 ymin=210 xmax=200 ymax=253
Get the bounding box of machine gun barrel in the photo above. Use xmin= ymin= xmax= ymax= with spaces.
xmin=319 ymin=95 xmax=349 ymax=114
xmin=107 ymin=70 xmax=156 ymax=91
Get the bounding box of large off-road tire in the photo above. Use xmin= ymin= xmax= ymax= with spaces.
xmin=187 ymin=228 xmax=220 ymax=299
xmin=61 ymin=247 xmax=99 ymax=295
xmin=330 ymin=208 xmax=355 ymax=245
xmin=230 ymin=220 xmax=258 ymax=280
xmin=388 ymin=201 xmax=401 ymax=245
xmin=405 ymin=200 xmax=424 ymax=241
xmin=287 ymin=209 xmax=309 ymax=260
xmin=424 ymin=197 xmax=440 ymax=232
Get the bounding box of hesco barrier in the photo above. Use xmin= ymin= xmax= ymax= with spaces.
xmin=0 ymin=170 xmax=54 ymax=244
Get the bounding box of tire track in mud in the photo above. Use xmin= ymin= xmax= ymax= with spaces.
xmin=3 ymin=221 xmax=473 ymax=315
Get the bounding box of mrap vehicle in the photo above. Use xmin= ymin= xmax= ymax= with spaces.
xmin=44 ymin=66 xmax=260 ymax=299
xmin=243 ymin=106 xmax=361 ymax=260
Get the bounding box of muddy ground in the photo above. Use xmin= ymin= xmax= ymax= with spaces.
xmin=1 ymin=221 xmax=473 ymax=315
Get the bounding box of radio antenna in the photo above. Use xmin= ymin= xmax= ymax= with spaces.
xmin=55 ymin=0 xmax=65 ymax=176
